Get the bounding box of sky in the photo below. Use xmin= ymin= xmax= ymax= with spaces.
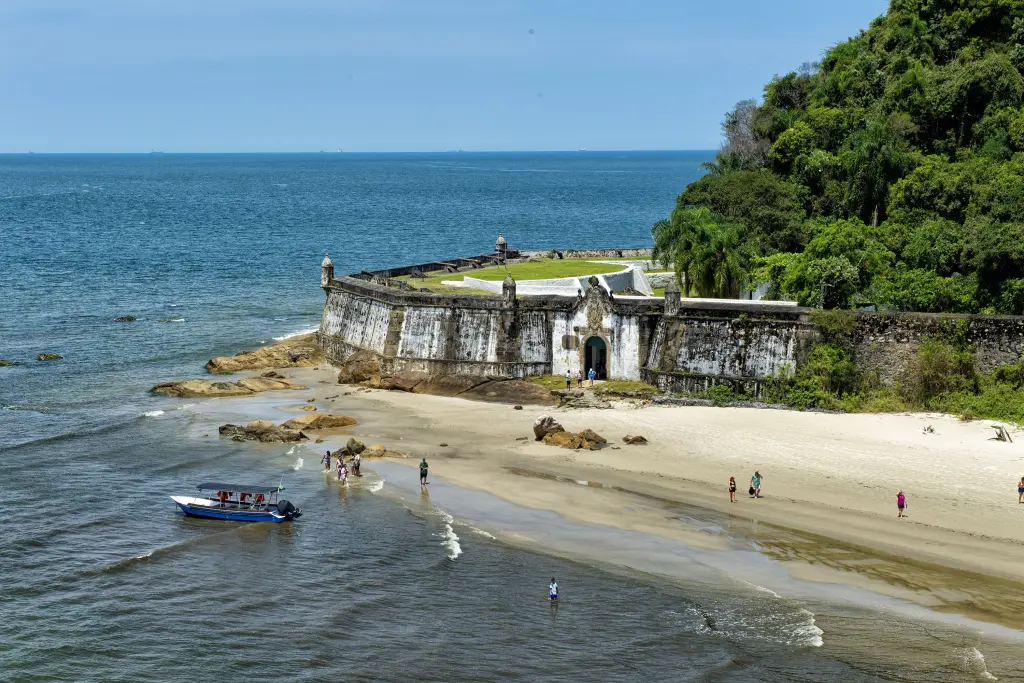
xmin=0 ymin=0 xmax=890 ymax=153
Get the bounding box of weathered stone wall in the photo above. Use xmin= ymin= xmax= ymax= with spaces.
xmin=320 ymin=265 xmax=1024 ymax=389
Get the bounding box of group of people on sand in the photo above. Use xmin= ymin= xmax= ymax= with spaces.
xmin=727 ymin=471 xmax=763 ymax=503
xmin=728 ymin=470 xmax=916 ymax=519
xmin=564 ymin=368 xmax=597 ymax=389
xmin=322 ymin=449 xmax=361 ymax=486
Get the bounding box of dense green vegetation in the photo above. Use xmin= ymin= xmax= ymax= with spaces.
xmin=655 ymin=1 xmax=1024 ymax=313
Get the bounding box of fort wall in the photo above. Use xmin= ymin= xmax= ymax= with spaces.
xmin=319 ymin=251 xmax=1024 ymax=392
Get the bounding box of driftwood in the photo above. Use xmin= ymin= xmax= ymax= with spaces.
xmin=991 ymin=425 xmax=1014 ymax=443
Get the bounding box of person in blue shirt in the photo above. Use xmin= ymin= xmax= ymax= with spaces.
xmin=587 ymin=368 xmax=596 ymax=386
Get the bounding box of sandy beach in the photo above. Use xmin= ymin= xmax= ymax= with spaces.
xmin=267 ymin=366 xmax=1024 ymax=629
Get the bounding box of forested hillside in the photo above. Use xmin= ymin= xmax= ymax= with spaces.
xmin=655 ymin=0 xmax=1024 ymax=313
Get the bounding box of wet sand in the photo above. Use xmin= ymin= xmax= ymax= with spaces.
xmin=218 ymin=366 xmax=1024 ymax=630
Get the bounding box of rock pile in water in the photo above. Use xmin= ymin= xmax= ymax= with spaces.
xmin=152 ymin=372 xmax=306 ymax=398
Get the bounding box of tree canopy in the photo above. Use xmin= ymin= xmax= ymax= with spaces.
xmin=656 ymin=0 xmax=1024 ymax=312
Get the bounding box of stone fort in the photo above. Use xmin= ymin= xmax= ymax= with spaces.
xmin=317 ymin=236 xmax=1024 ymax=394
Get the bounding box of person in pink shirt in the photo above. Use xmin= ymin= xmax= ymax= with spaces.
xmin=896 ymin=490 xmax=906 ymax=518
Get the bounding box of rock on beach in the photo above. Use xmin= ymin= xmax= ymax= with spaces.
xmin=205 ymin=333 xmax=323 ymax=374
xmin=151 ymin=374 xmax=306 ymax=398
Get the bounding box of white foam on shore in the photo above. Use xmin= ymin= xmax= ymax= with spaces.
xmin=142 ymin=410 xmax=165 ymax=418
xmin=366 ymin=479 xmax=385 ymax=493
xmin=793 ymin=609 xmax=824 ymax=647
xmin=272 ymin=327 xmax=318 ymax=342
xmin=436 ymin=511 xmax=463 ymax=559
xmin=958 ymin=647 xmax=998 ymax=680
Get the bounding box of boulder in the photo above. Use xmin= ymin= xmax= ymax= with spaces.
xmin=205 ymin=333 xmax=323 ymax=374
xmin=345 ymin=438 xmax=366 ymax=454
xmin=578 ymin=429 xmax=607 ymax=445
xmin=460 ymin=380 xmax=556 ymax=406
xmin=151 ymin=376 xmax=306 ymax=398
xmin=218 ymin=422 xmax=308 ymax=443
xmin=365 ymin=444 xmax=387 ymax=457
xmin=236 ymin=376 xmax=307 ymax=393
xmin=542 ymin=431 xmax=600 ymax=451
xmin=412 ymin=374 xmax=490 ymax=397
xmin=300 ymin=405 xmax=317 ymax=412
xmin=0 ymin=360 xmax=22 ymax=367
xmin=336 ymin=350 xmax=382 ymax=385
xmin=281 ymin=414 xmax=357 ymax=431
xmin=623 ymin=434 xmax=648 ymax=445
xmin=113 ymin=316 xmax=137 ymax=322
xmin=36 ymin=353 xmax=63 ymax=361
xmin=380 ymin=371 xmax=430 ymax=392
xmin=533 ymin=415 xmax=564 ymax=440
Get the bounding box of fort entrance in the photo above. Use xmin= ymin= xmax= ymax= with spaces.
xmin=583 ymin=336 xmax=608 ymax=380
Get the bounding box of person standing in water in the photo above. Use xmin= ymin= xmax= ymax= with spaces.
xmin=336 ymin=456 xmax=344 ymax=482
xmin=750 ymin=471 xmax=762 ymax=498
xmin=353 ymin=452 xmax=361 ymax=477
xmin=897 ymin=490 xmax=906 ymax=517
xmin=549 ymin=577 xmax=558 ymax=601
xmin=322 ymin=450 xmax=331 ymax=472
xmin=419 ymin=457 xmax=429 ymax=486
xmin=728 ymin=476 xmax=737 ymax=503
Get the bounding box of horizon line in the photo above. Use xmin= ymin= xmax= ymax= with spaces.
xmin=0 ymin=148 xmax=717 ymax=156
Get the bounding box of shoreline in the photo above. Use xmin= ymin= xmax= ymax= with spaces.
xmin=175 ymin=363 xmax=1024 ymax=632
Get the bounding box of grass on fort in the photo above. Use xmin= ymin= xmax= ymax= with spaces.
xmin=395 ymin=258 xmax=628 ymax=295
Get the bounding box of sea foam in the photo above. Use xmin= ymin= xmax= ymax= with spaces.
xmin=142 ymin=410 xmax=165 ymax=418
xmin=273 ymin=327 xmax=318 ymax=342
xmin=436 ymin=511 xmax=463 ymax=559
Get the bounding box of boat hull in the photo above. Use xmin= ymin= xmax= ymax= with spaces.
xmin=171 ymin=496 xmax=288 ymax=523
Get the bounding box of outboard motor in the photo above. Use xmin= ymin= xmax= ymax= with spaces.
xmin=277 ymin=500 xmax=302 ymax=520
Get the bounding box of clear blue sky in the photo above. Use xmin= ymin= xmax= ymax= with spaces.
xmin=0 ymin=0 xmax=889 ymax=153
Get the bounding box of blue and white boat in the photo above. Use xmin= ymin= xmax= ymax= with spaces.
xmin=171 ymin=482 xmax=302 ymax=522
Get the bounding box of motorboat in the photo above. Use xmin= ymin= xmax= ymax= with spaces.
xmin=171 ymin=482 xmax=301 ymax=522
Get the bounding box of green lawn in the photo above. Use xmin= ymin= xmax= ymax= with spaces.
xmin=395 ymin=258 xmax=627 ymax=293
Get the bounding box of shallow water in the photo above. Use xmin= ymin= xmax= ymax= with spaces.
xmin=2 ymin=153 xmax=1020 ymax=681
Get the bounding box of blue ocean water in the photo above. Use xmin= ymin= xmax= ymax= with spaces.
xmin=0 ymin=152 xmax=705 ymax=448
xmin=1 ymin=152 xmax=1012 ymax=682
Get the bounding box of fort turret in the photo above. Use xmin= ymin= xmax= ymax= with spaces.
xmin=321 ymin=253 xmax=334 ymax=288
xmin=502 ymin=272 xmax=516 ymax=304
xmin=495 ymin=233 xmax=507 ymax=263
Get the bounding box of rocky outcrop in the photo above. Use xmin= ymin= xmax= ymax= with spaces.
xmin=336 ymin=350 xmax=381 ymax=385
xmin=367 ymin=371 xmax=556 ymax=406
xmin=219 ymin=420 xmax=308 ymax=443
xmin=379 ymin=371 xmax=431 ymax=392
xmin=0 ymin=360 xmax=23 ymax=367
xmin=533 ymin=415 xmax=564 ymax=440
xmin=152 ymin=374 xmax=306 ymax=398
xmin=113 ymin=316 xmax=137 ymax=322
xmin=205 ymin=333 xmax=323 ymax=374
xmin=412 ymin=374 xmax=490 ymax=396
xmin=623 ymin=434 xmax=648 ymax=444
xmin=280 ymin=414 xmax=357 ymax=431
xmin=542 ymin=430 xmax=605 ymax=451
xmin=36 ymin=353 xmax=63 ymax=361
xmin=459 ymin=380 xmax=556 ymax=406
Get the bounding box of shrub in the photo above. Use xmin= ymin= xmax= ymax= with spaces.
xmin=701 ymin=384 xmax=739 ymax=406
xmin=803 ymin=343 xmax=859 ymax=394
xmin=899 ymin=339 xmax=978 ymax=404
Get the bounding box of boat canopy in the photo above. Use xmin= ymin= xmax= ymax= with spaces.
xmin=196 ymin=483 xmax=282 ymax=494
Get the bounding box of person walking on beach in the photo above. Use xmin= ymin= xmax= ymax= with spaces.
xmin=1018 ymin=476 xmax=1024 ymax=504
xmin=897 ymin=490 xmax=906 ymax=517
xmin=549 ymin=577 xmax=558 ymax=601
xmin=576 ymin=369 xmax=583 ymax=388
xmin=419 ymin=457 xmax=429 ymax=486
xmin=750 ymin=471 xmax=762 ymax=498
xmin=588 ymin=367 xmax=596 ymax=387
xmin=322 ymin=450 xmax=331 ymax=472
xmin=728 ymin=476 xmax=737 ymax=503
xmin=565 ymin=370 xmax=572 ymax=389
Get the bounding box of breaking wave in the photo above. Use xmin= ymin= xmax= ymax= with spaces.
xmin=141 ymin=410 xmax=165 ymax=418
xmin=273 ymin=327 xmax=318 ymax=342
xmin=436 ymin=511 xmax=463 ymax=559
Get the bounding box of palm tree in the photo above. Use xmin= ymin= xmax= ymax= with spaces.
xmin=652 ymin=207 xmax=749 ymax=298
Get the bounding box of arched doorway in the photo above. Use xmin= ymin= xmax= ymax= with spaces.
xmin=583 ymin=336 xmax=608 ymax=380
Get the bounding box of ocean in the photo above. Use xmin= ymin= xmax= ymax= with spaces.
xmin=0 ymin=152 xmax=1017 ymax=681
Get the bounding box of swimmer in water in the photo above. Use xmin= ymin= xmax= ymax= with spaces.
xmin=549 ymin=577 xmax=558 ymax=600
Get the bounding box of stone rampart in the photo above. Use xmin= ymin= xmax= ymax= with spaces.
xmin=320 ymin=253 xmax=1024 ymax=391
